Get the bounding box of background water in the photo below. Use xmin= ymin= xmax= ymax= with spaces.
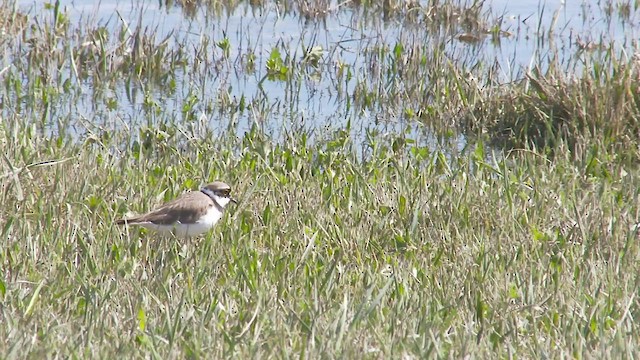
xmin=13 ymin=0 xmax=640 ymax=151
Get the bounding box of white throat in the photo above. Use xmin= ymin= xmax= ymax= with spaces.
xmin=201 ymin=187 xmax=232 ymax=208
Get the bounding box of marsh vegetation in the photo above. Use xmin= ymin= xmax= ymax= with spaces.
xmin=1 ymin=0 xmax=640 ymax=357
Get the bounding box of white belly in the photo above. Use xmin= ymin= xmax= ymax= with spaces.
xmin=139 ymin=207 xmax=223 ymax=237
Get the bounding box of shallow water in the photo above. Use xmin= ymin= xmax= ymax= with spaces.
xmin=14 ymin=0 xmax=640 ymax=151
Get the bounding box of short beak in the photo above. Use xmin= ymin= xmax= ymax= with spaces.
xmin=230 ymin=197 xmax=238 ymax=204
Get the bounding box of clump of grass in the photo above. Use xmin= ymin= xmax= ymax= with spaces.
xmin=0 ymin=1 xmax=26 ymax=35
xmin=465 ymin=53 xmax=640 ymax=160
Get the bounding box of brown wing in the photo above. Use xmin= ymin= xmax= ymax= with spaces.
xmin=116 ymin=191 xmax=213 ymax=225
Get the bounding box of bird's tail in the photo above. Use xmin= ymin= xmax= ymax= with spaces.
xmin=116 ymin=218 xmax=140 ymax=225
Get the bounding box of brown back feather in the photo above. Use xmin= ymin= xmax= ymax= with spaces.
xmin=116 ymin=190 xmax=214 ymax=225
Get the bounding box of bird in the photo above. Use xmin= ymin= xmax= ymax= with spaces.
xmin=116 ymin=181 xmax=237 ymax=237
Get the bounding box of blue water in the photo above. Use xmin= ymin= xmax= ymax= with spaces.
xmin=488 ymin=0 xmax=639 ymax=75
xmin=14 ymin=0 xmax=640 ymax=151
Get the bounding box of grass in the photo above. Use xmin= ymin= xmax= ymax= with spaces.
xmin=465 ymin=60 xmax=640 ymax=160
xmin=2 ymin=0 xmax=640 ymax=358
